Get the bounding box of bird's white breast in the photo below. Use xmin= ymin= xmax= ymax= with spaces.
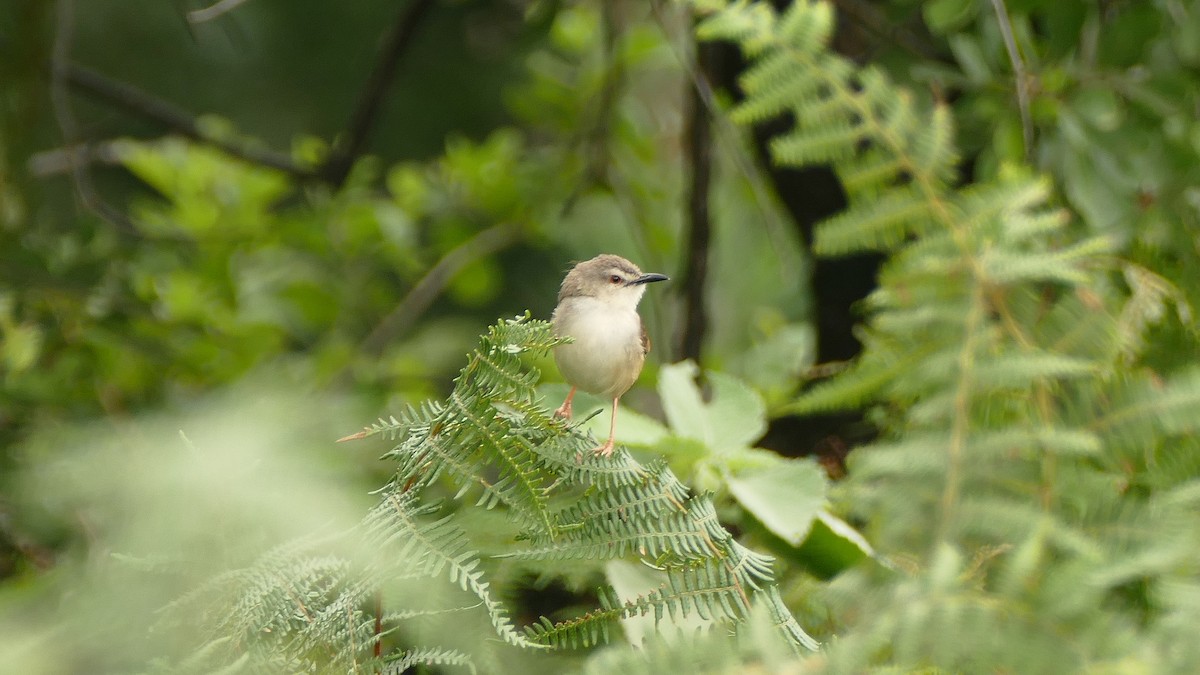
xmin=552 ymin=296 xmax=646 ymax=399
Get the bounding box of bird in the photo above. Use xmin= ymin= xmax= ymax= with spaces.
xmin=550 ymin=254 xmax=669 ymax=457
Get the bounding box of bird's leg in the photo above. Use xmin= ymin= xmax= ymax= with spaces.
xmin=554 ymin=386 xmax=577 ymax=419
xmin=594 ymin=396 xmax=620 ymax=457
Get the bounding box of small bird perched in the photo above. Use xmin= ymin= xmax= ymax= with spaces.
xmin=551 ymin=254 xmax=669 ymax=456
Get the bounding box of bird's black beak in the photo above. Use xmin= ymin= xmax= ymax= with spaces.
xmin=630 ymin=272 xmax=669 ymax=286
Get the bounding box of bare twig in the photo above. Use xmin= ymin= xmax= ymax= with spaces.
xmin=649 ymin=1 xmax=801 ymax=277
xmin=28 ymin=141 xmax=122 ymax=177
xmin=558 ymin=0 xmax=627 ymax=220
xmin=187 ymin=0 xmax=255 ymax=24
xmin=320 ymin=0 xmax=437 ymax=187
xmin=50 ymin=0 xmax=140 ymax=236
xmin=990 ymin=0 xmax=1033 ymax=160
xmin=64 ymin=63 xmax=316 ymax=180
xmin=358 ymin=222 xmax=522 ymax=357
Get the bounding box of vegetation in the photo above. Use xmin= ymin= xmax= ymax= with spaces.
xmin=3 ymin=0 xmax=1200 ymax=672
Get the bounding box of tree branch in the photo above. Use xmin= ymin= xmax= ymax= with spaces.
xmin=989 ymin=0 xmax=1033 ymax=160
xmin=63 ymin=63 xmax=317 ymax=180
xmin=49 ymin=0 xmax=141 ymax=236
xmin=357 ymin=222 xmax=522 ymax=359
xmin=678 ymin=39 xmax=719 ymax=363
xmin=319 ymin=0 xmax=437 ymax=187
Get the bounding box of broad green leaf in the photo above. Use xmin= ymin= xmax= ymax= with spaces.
xmin=733 ymin=323 xmax=814 ymax=403
xmin=727 ymin=459 xmax=826 ymax=545
xmin=658 ymin=361 xmax=711 ymax=443
xmin=707 ymin=372 xmax=767 ymax=451
xmin=582 ymin=404 xmax=670 ymax=447
xmin=658 ymin=362 xmax=768 ymax=452
xmin=1071 ymin=87 xmax=1124 ymax=132
xmin=791 ymin=510 xmax=874 ymax=579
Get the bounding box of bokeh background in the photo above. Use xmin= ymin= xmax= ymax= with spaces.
xmin=4 ymin=0 xmax=1200 ymax=671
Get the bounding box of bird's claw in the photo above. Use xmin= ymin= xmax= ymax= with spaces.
xmin=553 ymin=400 xmax=573 ymax=420
xmin=573 ymin=439 xmax=615 ymax=464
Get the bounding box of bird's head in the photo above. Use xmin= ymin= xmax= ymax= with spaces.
xmin=558 ymin=254 xmax=669 ymax=309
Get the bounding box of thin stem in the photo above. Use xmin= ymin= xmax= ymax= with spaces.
xmin=356 ymin=222 xmax=521 ymax=358
xmin=938 ymin=278 xmax=986 ymax=545
xmin=64 ymin=63 xmax=316 ymax=180
xmin=320 ymin=0 xmax=437 ymax=186
xmin=650 ymin=0 xmax=802 ymax=278
xmin=990 ymin=0 xmax=1034 ymax=160
xmin=50 ymin=0 xmax=140 ymax=236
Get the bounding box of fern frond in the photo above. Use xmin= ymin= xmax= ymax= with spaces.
xmin=380 ymin=646 xmax=476 ymax=675
xmin=813 ymin=187 xmax=934 ymax=255
xmin=686 ymin=0 xmax=1200 ymax=672
xmin=981 ymin=237 xmax=1111 ymax=286
xmin=362 ymin=493 xmax=538 ymax=649
xmin=501 ymin=497 xmax=722 ymax=564
xmin=547 ymin=461 xmax=690 ymax=541
xmin=1083 ymin=368 xmax=1200 ymax=453
xmin=785 ymin=347 xmax=924 ymax=415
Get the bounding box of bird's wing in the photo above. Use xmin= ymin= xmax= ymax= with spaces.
xmin=640 ymin=319 xmax=651 ymax=355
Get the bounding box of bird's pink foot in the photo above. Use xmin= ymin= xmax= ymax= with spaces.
xmin=593 ymin=438 xmax=615 ymax=457
xmin=554 ymin=387 xmax=576 ymax=420
xmin=554 ymin=399 xmax=573 ymax=419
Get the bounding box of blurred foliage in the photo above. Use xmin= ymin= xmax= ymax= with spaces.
xmin=910 ymin=0 xmax=1200 ymax=363
xmin=2 ymin=0 xmax=1200 ymax=671
xmin=694 ymin=0 xmax=1200 ymax=672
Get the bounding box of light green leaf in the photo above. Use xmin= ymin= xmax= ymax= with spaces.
xmin=657 ymin=362 xmax=769 ymax=453
xmin=1071 ymin=87 xmax=1124 ymax=132
xmin=727 ymin=460 xmax=827 ymax=545
xmin=948 ymin=34 xmax=991 ymax=84
xmin=1 ymin=322 xmax=43 ymax=373
xmin=923 ymin=0 xmax=978 ymax=34
xmin=581 ymin=405 xmax=670 ymax=447
xmin=541 ymin=383 xmax=670 ymax=446
xmin=707 ymin=372 xmax=768 ymax=450
xmin=733 ymin=323 xmax=814 ymax=402
xmin=658 ymin=361 xmax=711 ymax=443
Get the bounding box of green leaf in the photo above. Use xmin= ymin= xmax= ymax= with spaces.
xmin=733 ymin=323 xmax=814 ymax=401
xmin=658 ymin=361 xmax=712 ymax=443
xmin=948 ymin=34 xmax=992 ymax=84
xmin=924 ymin=0 xmax=979 ymax=35
xmin=727 ymin=460 xmax=826 ymax=546
xmin=1071 ymin=87 xmax=1124 ymax=132
xmin=657 ymin=362 xmax=768 ymax=452
xmin=791 ymin=510 xmax=874 ymax=579
xmin=707 ymin=372 xmax=768 ymax=450
xmin=1 ymin=321 xmax=43 ymax=373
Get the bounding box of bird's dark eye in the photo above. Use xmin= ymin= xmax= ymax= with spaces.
xmin=609 ymin=275 xmax=622 ymax=284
